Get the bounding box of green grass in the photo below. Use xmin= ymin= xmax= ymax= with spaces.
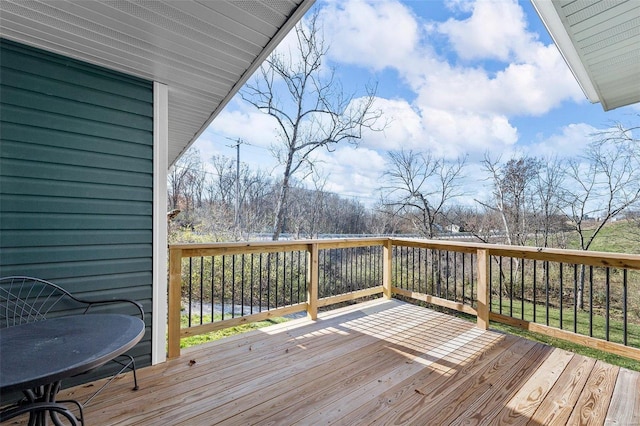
xmin=489 ymin=298 xmax=640 ymax=371
xmin=565 ymin=220 xmax=640 ymax=253
xmin=180 ymin=313 xmax=290 ymax=349
xmin=488 ymin=320 xmax=640 ymax=371
xmin=490 ymin=298 xmax=640 ymax=348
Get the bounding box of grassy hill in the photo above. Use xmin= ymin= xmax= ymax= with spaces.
xmin=565 ymin=220 xmax=640 ymax=254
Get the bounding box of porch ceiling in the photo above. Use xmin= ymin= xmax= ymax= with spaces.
xmin=0 ymin=0 xmax=314 ymax=166
xmin=532 ymin=0 xmax=640 ymax=111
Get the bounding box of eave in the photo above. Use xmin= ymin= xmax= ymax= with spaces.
xmin=0 ymin=0 xmax=315 ymax=166
xmin=531 ymin=0 xmax=640 ymax=111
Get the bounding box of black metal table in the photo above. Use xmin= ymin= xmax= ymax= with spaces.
xmin=0 ymin=314 xmax=145 ymax=425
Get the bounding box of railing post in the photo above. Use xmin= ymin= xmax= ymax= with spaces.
xmin=476 ymin=249 xmax=490 ymax=330
xmin=307 ymin=243 xmax=318 ymax=320
xmin=167 ymin=247 xmax=183 ymax=358
xmin=382 ymin=239 xmax=393 ymax=299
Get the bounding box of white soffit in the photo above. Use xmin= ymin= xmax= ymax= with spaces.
xmin=0 ymin=0 xmax=314 ymax=165
xmin=532 ymin=0 xmax=640 ymax=111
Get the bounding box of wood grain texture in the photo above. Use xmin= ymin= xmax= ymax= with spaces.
xmin=567 ymin=360 xmax=619 ymax=426
xmin=605 ymin=367 xmax=640 ymax=425
xmin=37 ymin=299 xmax=639 ymax=426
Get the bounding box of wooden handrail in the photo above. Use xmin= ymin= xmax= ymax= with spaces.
xmin=167 ymin=237 xmax=640 ymax=360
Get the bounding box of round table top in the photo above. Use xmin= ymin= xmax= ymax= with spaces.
xmin=0 ymin=314 xmax=145 ymax=393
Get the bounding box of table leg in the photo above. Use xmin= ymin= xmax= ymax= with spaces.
xmin=18 ymin=382 xmax=83 ymax=426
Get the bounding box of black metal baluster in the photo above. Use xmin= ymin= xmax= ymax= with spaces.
xmin=258 ymin=254 xmax=263 ymax=312
xmin=343 ymin=248 xmax=347 ymax=295
xmin=499 ymin=257 xmax=503 ymax=315
xmin=275 ymin=252 xmax=279 ymax=308
xmin=321 ymin=250 xmax=326 ymax=297
xmin=573 ymin=264 xmax=578 ymax=333
xmin=188 ymin=257 xmax=193 ymax=327
xmin=559 ymin=263 xmax=563 ymax=329
xmin=445 ymin=251 xmax=450 ymax=299
xmin=418 ymin=248 xmax=422 ymax=293
xmin=437 ymin=250 xmax=442 ymax=297
xmin=520 ymin=259 xmax=524 ymax=320
xmin=231 ymin=255 xmax=236 ymax=318
xmin=623 ymin=269 xmax=628 ymax=346
xmin=462 ymin=252 xmax=466 ymax=303
xmin=200 ymin=257 xmax=204 ymax=324
xmin=211 ymin=256 xmax=215 ymax=320
xmin=241 ymin=254 xmax=246 ymax=316
xmin=605 ymin=267 xmax=610 ymax=341
xmin=221 ymin=255 xmax=226 ymax=320
xmin=470 ymin=253 xmax=474 ymax=305
xmin=250 ymin=254 xmax=254 ymax=315
xmin=296 ymin=251 xmax=300 ymax=303
xmin=589 ymin=266 xmax=593 ymax=337
xmin=282 ymin=251 xmax=287 ymax=306
xmin=509 ymin=257 xmax=513 ymax=317
xmin=489 ymin=256 xmax=493 ymax=312
xmin=532 ymin=260 xmax=537 ymax=322
xmin=400 ymin=247 xmax=405 ymax=290
xmin=411 ymin=247 xmax=416 ymax=292
xmin=430 ymin=249 xmax=435 ymax=295
xmin=454 ymin=251 xmax=458 ymax=302
xmin=545 ymin=261 xmax=549 ymax=326
xmin=266 ymin=253 xmax=271 ymax=310
xmin=303 ymin=249 xmax=308 ymax=296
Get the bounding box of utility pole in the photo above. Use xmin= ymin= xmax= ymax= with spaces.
xmin=226 ymin=138 xmax=244 ymax=235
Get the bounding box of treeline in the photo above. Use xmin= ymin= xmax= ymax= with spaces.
xmin=169 ymin=123 xmax=640 ymax=247
xmin=168 ymin=149 xmax=408 ymax=241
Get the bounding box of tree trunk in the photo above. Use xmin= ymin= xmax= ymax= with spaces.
xmin=272 ymin=159 xmax=293 ymax=241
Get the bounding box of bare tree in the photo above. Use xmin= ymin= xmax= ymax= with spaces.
xmin=168 ymin=147 xmax=206 ymax=220
xmin=530 ymin=157 xmax=567 ymax=248
xmin=562 ymin=136 xmax=640 ymax=251
xmin=287 ymin=172 xmax=329 ymax=238
xmin=453 ymin=205 xmax=504 ymax=244
xmin=478 ymin=155 xmax=540 ymax=245
xmin=561 ymin=126 xmax=640 ymax=308
xmin=383 ymin=149 xmax=466 ymax=238
xmin=241 ymin=11 xmax=383 ymax=240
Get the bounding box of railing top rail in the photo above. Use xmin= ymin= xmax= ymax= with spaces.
xmin=169 ymin=238 xmax=388 ymax=257
xmin=390 ymin=238 xmax=640 ymax=270
xmin=168 ymin=237 xmax=640 ymax=270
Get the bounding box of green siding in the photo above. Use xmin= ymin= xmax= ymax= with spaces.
xmin=0 ymin=39 xmax=154 ymax=381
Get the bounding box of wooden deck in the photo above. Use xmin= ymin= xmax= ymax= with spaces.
xmin=18 ymin=299 xmax=640 ymax=425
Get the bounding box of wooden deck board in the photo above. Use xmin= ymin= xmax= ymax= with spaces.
xmin=605 ymin=367 xmax=640 ymax=425
xmin=7 ymin=299 xmax=639 ymax=425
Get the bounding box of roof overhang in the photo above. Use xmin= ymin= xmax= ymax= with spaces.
xmin=0 ymin=0 xmax=315 ymax=165
xmin=531 ymin=0 xmax=640 ymax=111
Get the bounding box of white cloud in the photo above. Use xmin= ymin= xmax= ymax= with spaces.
xmin=320 ymin=0 xmax=419 ymax=70
xmin=316 ymin=0 xmax=585 ymax=168
xmin=437 ymin=0 xmax=533 ymax=62
xmin=309 ymin=146 xmax=387 ymax=200
xmin=524 ymin=123 xmax=600 ymax=158
xmin=361 ymin=98 xmax=424 ymax=150
xmin=207 ymin=104 xmax=280 ymax=150
xmin=419 ymin=108 xmax=518 ymax=159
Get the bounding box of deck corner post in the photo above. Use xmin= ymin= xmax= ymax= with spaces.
xmin=383 ymin=239 xmax=393 ymax=299
xmin=167 ymin=247 xmax=183 ymax=358
xmin=476 ymin=248 xmax=490 ymax=330
xmin=307 ymin=243 xmax=319 ymax=320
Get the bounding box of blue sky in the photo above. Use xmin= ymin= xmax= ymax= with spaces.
xmin=194 ymin=0 xmax=638 ymax=205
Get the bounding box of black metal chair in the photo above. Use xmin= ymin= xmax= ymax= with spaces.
xmin=0 ymin=275 xmax=145 ymax=424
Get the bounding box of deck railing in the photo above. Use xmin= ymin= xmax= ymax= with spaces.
xmin=168 ymin=238 xmax=640 ymax=361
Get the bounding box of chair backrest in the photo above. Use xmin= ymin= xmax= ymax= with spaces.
xmin=0 ymin=276 xmax=80 ymax=328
